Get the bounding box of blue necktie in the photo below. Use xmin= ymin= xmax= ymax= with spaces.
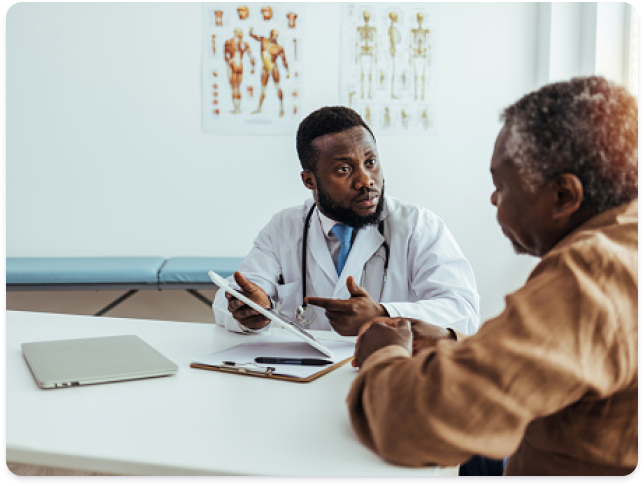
xmin=331 ymin=224 xmax=353 ymax=275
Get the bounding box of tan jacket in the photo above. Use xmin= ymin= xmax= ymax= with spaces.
xmin=347 ymin=201 xmax=638 ymax=475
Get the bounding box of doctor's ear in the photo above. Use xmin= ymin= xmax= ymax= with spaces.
xmin=301 ymin=171 xmax=317 ymax=190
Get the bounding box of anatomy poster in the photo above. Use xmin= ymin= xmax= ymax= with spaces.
xmin=202 ymin=3 xmax=305 ymax=135
xmin=340 ymin=3 xmax=437 ymax=135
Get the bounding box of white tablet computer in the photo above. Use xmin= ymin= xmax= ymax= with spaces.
xmin=209 ymin=271 xmax=333 ymax=358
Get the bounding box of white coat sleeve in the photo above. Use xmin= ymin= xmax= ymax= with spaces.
xmin=212 ymin=215 xmax=284 ymax=333
xmin=381 ymin=218 xmax=480 ymax=335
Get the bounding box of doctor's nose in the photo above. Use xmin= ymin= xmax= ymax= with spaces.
xmin=353 ymin=167 xmax=374 ymax=190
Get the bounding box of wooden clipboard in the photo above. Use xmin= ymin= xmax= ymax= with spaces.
xmin=190 ymin=357 xmax=353 ymax=383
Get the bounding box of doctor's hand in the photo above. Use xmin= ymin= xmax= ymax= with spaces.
xmin=225 ymin=272 xmax=271 ymax=330
xmin=304 ymin=276 xmax=388 ymax=336
xmin=352 ymin=317 xmax=412 ymax=368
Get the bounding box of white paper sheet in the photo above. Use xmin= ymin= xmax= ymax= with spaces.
xmin=192 ymin=334 xmax=355 ymax=379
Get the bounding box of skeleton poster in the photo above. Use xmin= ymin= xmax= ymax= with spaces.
xmin=202 ymin=3 xmax=305 ymax=135
xmin=340 ymin=3 xmax=437 ymax=135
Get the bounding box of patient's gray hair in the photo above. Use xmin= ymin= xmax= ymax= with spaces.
xmin=501 ymin=76 xmax=638 ymax=214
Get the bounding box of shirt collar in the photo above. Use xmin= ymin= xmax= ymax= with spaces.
xmin=316 ymin=207 xmax=341 ymax=237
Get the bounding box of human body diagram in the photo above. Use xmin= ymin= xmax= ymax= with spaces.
xmin=388 ymin=11 xmax=401 ymax=99
xmin=203 ymin=3 xmax=303 ymax=132
xmin=409 ymin=13 xmax=430 ymax=101
xmin=355 ymin=10 xmax=377 ymax=100
xmin=250 ymin=28 xmax=290 ymax=117
xmin=341 ymin=4 xmax=435 ymax=133
xmin=224 ymin=29 xmax=255 ymax=114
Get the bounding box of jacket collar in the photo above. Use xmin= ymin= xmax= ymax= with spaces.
xmin=551 ymin=199 xmax=637 ymax=253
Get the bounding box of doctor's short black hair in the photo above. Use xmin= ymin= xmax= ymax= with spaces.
xmin=297 ymin=106 xmax=376 ymax=172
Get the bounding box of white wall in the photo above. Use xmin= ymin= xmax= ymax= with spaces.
xmin=5 ymin=2 xmax=632 ymax=322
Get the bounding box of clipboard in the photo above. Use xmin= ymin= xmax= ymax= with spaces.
xmin=190 ymin=337 xmax=355 ymax=383
xmin=190 ymin=358 xmax=353 ymax=383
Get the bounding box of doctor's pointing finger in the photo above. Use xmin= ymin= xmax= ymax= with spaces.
xmin=305 ymin=276 xmax=389 ymax=336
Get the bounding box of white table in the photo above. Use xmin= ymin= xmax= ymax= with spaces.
xmin=6 ymin=311 xmax=457 ymax=476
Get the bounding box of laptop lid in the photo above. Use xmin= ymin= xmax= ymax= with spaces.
xmin=22 ymin=335 xmax=179 ymax=389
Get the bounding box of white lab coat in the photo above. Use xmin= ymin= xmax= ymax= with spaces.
xmin=213 ymin=196 xmax=480 ymax=335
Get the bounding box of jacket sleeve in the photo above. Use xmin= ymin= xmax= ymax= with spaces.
xmin=347 ymin=250 xmax=633 ymax=467
xmin=382 ymin=217 xmax=480 ymax=335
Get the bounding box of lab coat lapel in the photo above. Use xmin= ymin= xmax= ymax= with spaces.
xmin=307 ymin=213 xmax=340 ymax=285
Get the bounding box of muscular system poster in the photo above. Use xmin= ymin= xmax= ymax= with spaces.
xmin=202 ymin=3 xmax=305 ymax=135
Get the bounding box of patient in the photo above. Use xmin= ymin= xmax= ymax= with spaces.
xmin=347 ymin=76 xmax=638 ymax=475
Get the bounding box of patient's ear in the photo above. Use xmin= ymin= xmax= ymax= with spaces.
xmin=301 ymin=171 xmax=316 ymax=190
xmin=550 ymin=173 xmax=584 ymax=221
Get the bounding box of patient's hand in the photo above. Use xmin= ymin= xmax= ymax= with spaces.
xmin=225 ymin=272 xmax=271 ymax=330
xmin=352 ymin=317 xmax=412 ymax=368
xmin=353 ymin=317 xmax=455 ymax=357
xmin=407 ymin=318 xmax=455 ymax=355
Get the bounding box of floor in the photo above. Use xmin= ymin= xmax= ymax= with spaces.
xmin=5 ymin=288 xmax=218 ymax=323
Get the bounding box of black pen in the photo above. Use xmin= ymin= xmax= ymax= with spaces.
xmin=255 ymin=357 xmax=333 ymax=366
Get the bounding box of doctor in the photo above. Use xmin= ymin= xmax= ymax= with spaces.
xmin=212 ymin=106 xmax=479 ymax=336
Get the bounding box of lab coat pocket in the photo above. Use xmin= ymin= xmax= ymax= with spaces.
xmin=275 ymin=281 xmax=301 ymax=319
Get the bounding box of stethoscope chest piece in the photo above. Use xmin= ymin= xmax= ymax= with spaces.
xmin=295 ymin=303 xmax=314 ymax=325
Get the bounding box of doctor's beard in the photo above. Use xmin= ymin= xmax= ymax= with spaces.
xmin=316 ymin=180 xmax=386 ymax=230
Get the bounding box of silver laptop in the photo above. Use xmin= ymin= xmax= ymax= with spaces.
xmin=22 ymin=335 xmax=179 ymax=389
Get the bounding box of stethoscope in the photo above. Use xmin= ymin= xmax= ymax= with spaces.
xmin=295 ymin=203 xmax=390 ymax=324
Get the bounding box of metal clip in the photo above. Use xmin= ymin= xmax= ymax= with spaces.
xmin=220 ymin=361 xmax=275 ymax=375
